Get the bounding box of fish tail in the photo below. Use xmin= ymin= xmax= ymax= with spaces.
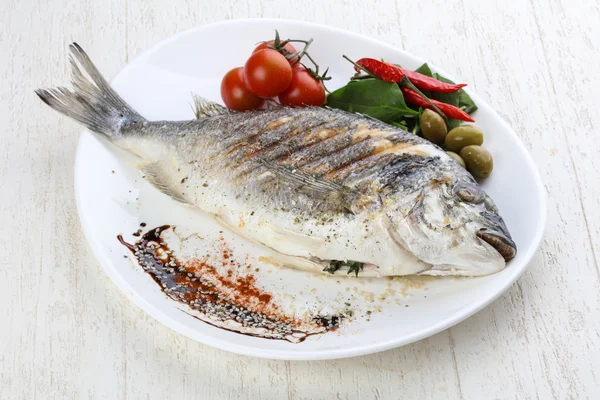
xmin=35 ymin=43 xmax=143 ymax=138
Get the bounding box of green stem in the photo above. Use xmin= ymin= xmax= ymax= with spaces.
xmin=288 ymin=38 xmax=314 ymax=65
xmin=274 ymin=30 xmax=281 ymax=46
xmin=400 ymin=77 xmax=448 ymax=123
xmin=342 ymin=55 xmax=377 ymax=78
xmin=302 ymin=52 xmax=319 ymax=70
xmin=350 ymin=74 xmax=372 ymax=81
xmin=412 ymin=122 xmax=420 ymax=135
xmin=280 ymin=39 xmax=313 ymax=46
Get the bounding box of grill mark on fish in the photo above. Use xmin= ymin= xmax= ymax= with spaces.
xmin=385 ymin=131 xmax=421 ymax=144
xmin=225 ymin=142 xmax=247 ymax=156
xmin=218 ymin=117 xmax=305 ymax=178
xmin=245 ymin=115 xmax=304 ymax=154
xmin=380 ymin=143 xmax=429 ymax=157
xmin=265 ymin=116 xmax=293 ymax=129
xmin=223 ymin=122 xmax=379 ymax=186
xmin=325 ymin=151 xmax=395 ymax=183
xmin=241 ymin=117 xmax=334 ymax=162
xmin=232 ymin=132 xmax=325 ymax=179
xmin=350 ymin=127 xmax=392 ymax=143
xmin=218 ymin=112 xmax=338 ymax=181
xmin=304 ymin=127 xmax=339 ymax=143
xmin=338 ymin=138 xmax=394 ymax=170
xmin=277 ymin=133 xmax=350 ymax=168
xmin=379 ymin=142 xmax=415 ymax=154
xmin=235 ymin=123 xmax=419 ymax=188
xmin=302 ymin=138 xmax=380 ymax=176
xmin=277 ymin=129 xmax=341 ymax=166
xmin=301 ymin=127 xmax=417 ymax=181
xmin=245 ymin=123 xmax=333 ymax=161
xmin=285 ymin=131 xmax=364 ymax=169
xmin=245 ymin=132 xmax=298 ymax=160
xmin=219 ymin=129 xmax=257 ymax=150
xmin=217 ymin=112 xmax=279 ymax=147
xmin=378 ymin=154 xmax=442 ymax=192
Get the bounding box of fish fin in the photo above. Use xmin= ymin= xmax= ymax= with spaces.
xmin=138 ymin=162 xmax=189 ymax=204
xmin=35 ymin=43 xmax=144 ymax=138
xmin=192 ymin=94 xmax=230 ymax=118
xmin=257 ymin=159 xmax=358 ymax=211
xmin=264 ymin=100 xmax=287 ymax=109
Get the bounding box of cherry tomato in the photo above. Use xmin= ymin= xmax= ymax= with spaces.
xmin=220 ymin=67 xmax=265 ymax=111
xmin=253 ymin=40 xmax=299 ymax=65
xmin=243 ymin=49 xmax=293 ymax=98
xmin=278 ymin=67 xmax=326 ymax=107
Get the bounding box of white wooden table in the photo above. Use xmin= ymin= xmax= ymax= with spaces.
xmin=2 ymin=0 xmax=599 ymax=398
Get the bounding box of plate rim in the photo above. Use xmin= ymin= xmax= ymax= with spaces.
xmin=74 ymin=18 xmax=547 ymax=360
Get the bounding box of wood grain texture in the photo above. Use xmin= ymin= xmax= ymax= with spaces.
xmin=1 ymin=0 xmax=599 ymax=398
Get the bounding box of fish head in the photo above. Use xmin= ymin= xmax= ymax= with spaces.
xmin=385 ymin=172 xmax=516 ymax=276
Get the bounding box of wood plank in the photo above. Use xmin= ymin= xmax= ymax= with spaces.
xmin=1 ymin=0 xmax=599 ymax=398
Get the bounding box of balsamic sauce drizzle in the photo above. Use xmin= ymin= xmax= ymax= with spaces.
xmin=118 ymin=225 xmax=344 ymax=343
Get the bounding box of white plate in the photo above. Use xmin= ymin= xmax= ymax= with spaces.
xmin=74 ymin=19 xmax=546 ymax=360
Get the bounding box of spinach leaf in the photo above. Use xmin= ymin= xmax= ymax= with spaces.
xmin=413 ymin=63 xmax=433 ymax=98
xmin=429 ymin=73 xmax=463 ymax=129
xmin=414 ymin=63 xmax=433 ymax=77
xmin=445 ymin=117 xmax=461 ymax=130
xmin=459 ymin=90 xmax=478 ymax=114
xmin=432 ymin=74 xmax=460 ymax=106
xmin=428 ymin=71 xmax=478 ymax=116
xmin=326 ymin=79 xmax=418 ymax=123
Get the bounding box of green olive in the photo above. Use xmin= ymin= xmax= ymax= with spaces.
xmin=444 ymin=125 xmax=484 ymax=152
xmin=460 ymin=145 xmax=493 ymax=179
xmin=446 ymin=151 xmax=466 ymax=168
xmin=419 ymin=109 xmax=447 ymax=144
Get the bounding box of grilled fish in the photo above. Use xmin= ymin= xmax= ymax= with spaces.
xmin=36 ymin=43 xmax=516 ymax=277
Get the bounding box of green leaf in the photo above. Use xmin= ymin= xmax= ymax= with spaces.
xmin=323 ymin=260 xmax=364 ymax=276
xmin=411 ymin=120 xmax=420 ymax=135
xmin=432 ymin=73 xmax=460 ymax=106
xmin=413 ymin=63 xmax=433 ymax=98
xmin=430 ymin=72 xmax=478 ymax=117
xmin=414 ymin=63 xmax=433 ymax=77
xmin=326 ymin=79 xmax=418 ymax=123
xmin=410 ymin=108 xmax=426 ymax=135
xmin=323 ymin=261 xmax=343 ymax=274
xmin=428 ymin=73 xmax=474 ymax=128
xmin=347 ymin=261 xmax=364 ymax=277
xmin=446 ymin=118 xmax=461 ymax=130
xmin=459 ymin=90 xmax=478 ymax=114
xmin=393 ymin=113 xmax=423 ymax=134
xmin=391 ymin=121 xmax=408 ymax=129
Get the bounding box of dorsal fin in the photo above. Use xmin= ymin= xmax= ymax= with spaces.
xmin=192 ymin=94 xmax=230 ymax=119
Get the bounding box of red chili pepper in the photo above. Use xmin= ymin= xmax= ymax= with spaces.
xmin=354 ymin=58 xmax=466 ymax=93
xmin=402 ymin=70 xmax=466 ymax=93
xmin=401 ymin=88 xmax=475 ymax=122
xmin=355 ymin=58 xmax=405 ymax=83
